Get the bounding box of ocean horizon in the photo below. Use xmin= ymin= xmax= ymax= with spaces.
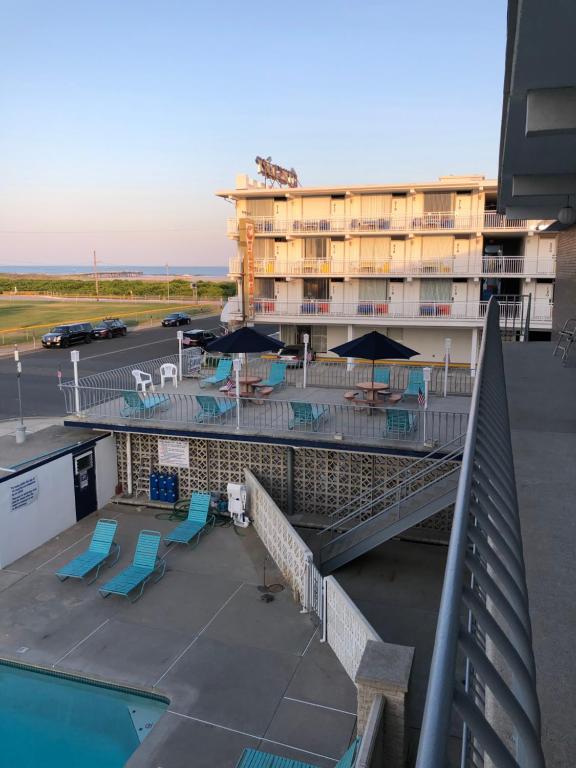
xmin=0 ymin=264 xmax=229 ymax=277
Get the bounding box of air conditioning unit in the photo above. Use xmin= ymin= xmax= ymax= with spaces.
xmin=227 ymin=483 xmax=250 ymax=528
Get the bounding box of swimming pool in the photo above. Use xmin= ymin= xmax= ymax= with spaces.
xmin=0 ymin=661 xmax=168 ymax=767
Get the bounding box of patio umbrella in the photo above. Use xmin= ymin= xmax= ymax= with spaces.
xmin=205 ymin=327 xmax=284 ymax=388
xmin=330 ymin=330 xmax=418 ymax=387
xmin=205 ymin=326 xmax=284 ymax=355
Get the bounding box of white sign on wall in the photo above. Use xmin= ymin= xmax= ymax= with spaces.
xmin=158 ymin=440 xmax=189 ymax=468
xmin=10 ymin=476 xmax=39 ymax=512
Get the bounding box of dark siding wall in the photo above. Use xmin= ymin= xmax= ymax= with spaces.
xmin=554 ymin=225 xmax=576 ymax=332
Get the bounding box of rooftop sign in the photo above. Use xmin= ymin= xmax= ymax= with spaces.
xmin=255 ymin=156 xmax=299 ymax=188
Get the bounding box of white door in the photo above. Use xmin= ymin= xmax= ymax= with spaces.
xmin=391 ymin=196 xmax=407 ymax=230
xmin=390 ymin=239 xmax=405 ymax=273
xmin=455 ymin=194 xmax=472 ymax=227
xmin=330 ymin=280 xmax=345 ymax=313
xmin=388 ymin=281 xmax=404 ymax=316
xmin=274 ymin=280 xmax=288 ymax=314
xmin=331 ymin=198 xmax=345 ymax=232
xmin=274 ymin=200 xmax=287 ymax=232
xmin=451 ymin=281 xmax=467 ymax=317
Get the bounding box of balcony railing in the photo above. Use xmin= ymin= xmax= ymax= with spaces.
xmin=416 ymin=298 xmax=544 ymax=767
xmin=227 ymin=211 xmax=530 ymax=238
xmin=240 ymin=299 xmax=552 ymax=325
xmin=228 ymin=255 xmax=555 ymax=278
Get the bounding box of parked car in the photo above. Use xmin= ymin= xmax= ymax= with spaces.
xmin=162 ymin=312 xmax=192 ymax=327
xmin=91 ymin=318 xmax=128 ymax=339
xmin=41 ymin=323 xmax=93 ymax=348
xmin=277 ymin=343 xmax=315 ymax=368
xmin=181 ymin=329 xmax=217 ymax=350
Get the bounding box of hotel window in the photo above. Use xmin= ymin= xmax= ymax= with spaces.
xmin=304 ymin=238 xmax=328 ymax=260
xmin=255 ymin=278 xmax=274 ymax=299
xmin=245 ymin=198 xmax=274 ymax=216
xmin=303 ymin=278 xmax=329 ymax=300
xmin=254 ymin=239 xmax=274 ymax=260
xmin=420 ymin=279 xmax=452 ymax=303
xmin=359 ymin=279 xmax=389 ymax=301
xmin=423 ymin=192 xmax=455 ymax=212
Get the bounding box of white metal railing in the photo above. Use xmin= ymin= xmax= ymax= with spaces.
xmin=227 ymin=211 xmax=530 ymax=238
xmin=228 ymin=255 xmax=555 ymax=278
xmin=246 ymin=299 xmax=552 ymax=324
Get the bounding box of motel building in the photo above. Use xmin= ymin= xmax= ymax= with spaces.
xmin=218 ymin=173 xmax=557 ymax=365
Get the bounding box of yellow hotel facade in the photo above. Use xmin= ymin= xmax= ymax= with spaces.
xmin=217 ymin=174 xmax=556 ymax=365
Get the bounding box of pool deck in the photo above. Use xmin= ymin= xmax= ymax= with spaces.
xmin=0 ymin=503 xmax=357 ymax=768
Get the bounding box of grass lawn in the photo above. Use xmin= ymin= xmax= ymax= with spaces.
xmin=0 ymin=300 xmax=208 ymax=333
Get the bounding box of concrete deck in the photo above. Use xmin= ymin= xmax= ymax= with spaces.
xmin=0 ymin=503 xmax=357 ymax=768
xmin=504 ymin=342 xmax=576 ymax=768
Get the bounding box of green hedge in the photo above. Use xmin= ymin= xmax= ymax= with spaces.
xmin=0 ymin=278 xmax=236 ymax=299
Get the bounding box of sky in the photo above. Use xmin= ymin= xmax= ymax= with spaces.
xmin=0 ymin=0 xmax=508 ymax=267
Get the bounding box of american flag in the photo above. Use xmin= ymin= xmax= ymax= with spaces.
xmin=221 ymin=378 xmax=234 ymax=392
xmin=418 ymin=386 xmax=426 ymax=408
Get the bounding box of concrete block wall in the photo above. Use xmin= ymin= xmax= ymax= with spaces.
xmin=553 ymin=224 xmax=576 ymax=332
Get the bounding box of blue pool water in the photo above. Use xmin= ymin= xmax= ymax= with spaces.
xmin=0 ymin=663 xmax=167 ymax=767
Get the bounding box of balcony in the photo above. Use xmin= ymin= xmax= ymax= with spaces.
xmin=233 ymin=298 xmax=553 ymax=328
xmin=228 ymin=254 xmax=555 ymax=278
xmin=61 ymin=354 xmax=470 ymax=451
xmin=226 ymin=211 xmax=531 ymax=239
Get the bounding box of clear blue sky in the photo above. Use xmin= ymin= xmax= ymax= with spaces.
xmin=0 ymin=0 xmax=507 ymax=267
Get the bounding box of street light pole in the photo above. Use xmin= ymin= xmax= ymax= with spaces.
xmin=14 ymin=348 xmax=26 ymax=444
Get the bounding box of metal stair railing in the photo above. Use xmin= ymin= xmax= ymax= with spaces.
xmin=415 ymin=297 xmax=544 ymax=768
xmin=318 ymin=436 xmax=464 ymax=541
xmin=553 ymin=317 xmax=576 ymax=362
xmin=319 ymin=464 xmax=461 ymax=568
xmin=320 ymin=434 xmax=465 ymax=533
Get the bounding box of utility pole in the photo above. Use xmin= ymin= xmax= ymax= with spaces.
xmin=93 ymin=250 xmax=100 ymax=301
xmin=165 ymin=263 xmax=170 ymax=303
xmin=14 ymin=348 xmax=26 ymax=444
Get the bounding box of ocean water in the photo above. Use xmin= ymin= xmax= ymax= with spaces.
xmin=0 ymin=264 xmax=228 ymax=276
xmin=0 ymin=662 xmax=167 ymax=768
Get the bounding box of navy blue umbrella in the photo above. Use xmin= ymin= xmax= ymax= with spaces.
xmin=330 ymin=330 xmax=418 ymax=385
xmin=206 ymin=326 xmax=284 ymax=354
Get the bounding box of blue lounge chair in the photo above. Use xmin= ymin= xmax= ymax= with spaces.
xmin=383 ymin=408 xmax=418 ymax=437
xmin=199 ymin=358 xmax=233 ymax=388
xmin=255 ymin=362 xmax=287 ymax=390
xmin=57 ymin=519 xmax=120 ymax=584
xmin=374 ymin=367 xmax=390 ymax=385
xmin=99 ymin=530 xmax=165 ymax=602
xmin=288 ymin=401 xmax=328 ymax=431
xmin=194 ymin=395 xmax=236 ymax=422
xmin=236 ymin=737 xmax=361 ymax=768
xmin=120 ymin=390 xmax=170 ymax=418
xmin=403 ymin=367 xmax=424 ymax=398
xmin=164 ymin=491 xmax=214 ymax=546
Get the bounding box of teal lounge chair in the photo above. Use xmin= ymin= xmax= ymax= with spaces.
xmin=57 ymin=519 xmax=120 ymax=584
xmin=199 ymin=358 xmax=233 ymax=388
xmin=403 ymin=367 xmax=424 ymax=398
xmin=120 ymin=390 xmax=170 ymax=418
xmin=288 ymin=401 xmax=328 ymax=431
xmin=236 ymin=737 xmax=361 ymax=768
xmin=164 ymin=491 xmax=214 ymax=546
xmin=99 ymin=530 xmax=165 ymax=602
xmin=194 ymin=395 xmax=236 ymax=422
xmin=383 ymin=408 xmax=417 ymax=437
xmin=255 ymin=362 xmax=287 ymax=390
xmin=374 ymin=366 xmax=390 ymax=385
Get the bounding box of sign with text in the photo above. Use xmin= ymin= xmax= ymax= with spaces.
xmin=158 ymin=440 xmax=189 ymax=468
xmin=239 ymin=218 xmax=255 ymax=321
xmin=255 ymin=156 xmax=298 ymax=188
xmin=10 ymin=476 xmax=39 ymax=512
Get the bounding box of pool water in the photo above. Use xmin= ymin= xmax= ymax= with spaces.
xmin=0 ymin=662 xmax=167 ymax=767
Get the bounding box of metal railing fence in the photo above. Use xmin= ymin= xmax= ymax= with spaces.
xmin=61 ymin=385 xmax=468 ymax=446
xmin=415 ymin=298 xmax=544 ymax=767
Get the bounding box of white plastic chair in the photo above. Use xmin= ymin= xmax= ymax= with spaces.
xmin=160 ymin=363 xmax=178 ymax=389
xmin=132 ymin=369 xmax=154 ymax=392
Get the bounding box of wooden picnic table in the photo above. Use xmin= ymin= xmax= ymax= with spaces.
xmin=356 ymin=381 xmax=389 ymax=403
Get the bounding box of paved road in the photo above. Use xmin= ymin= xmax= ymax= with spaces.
xmin=0 ymin=316 xmax=277 ymax=420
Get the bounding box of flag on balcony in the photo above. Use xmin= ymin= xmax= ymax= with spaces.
xmin=418 ymin=387 xmax=426 ymax=408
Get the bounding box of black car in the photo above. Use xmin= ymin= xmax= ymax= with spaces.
xmin=182 ymin=329 xmax=217 ymax=349
xmin=277 ymin=343 xmax=315 ymax=367
xmin=41 ymin=323 xmax=93 ymax=348
xmin=162 ymin=312 xmax=192 ymax=327
xmin=91 ymin=318 xmax=128 ymax=339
